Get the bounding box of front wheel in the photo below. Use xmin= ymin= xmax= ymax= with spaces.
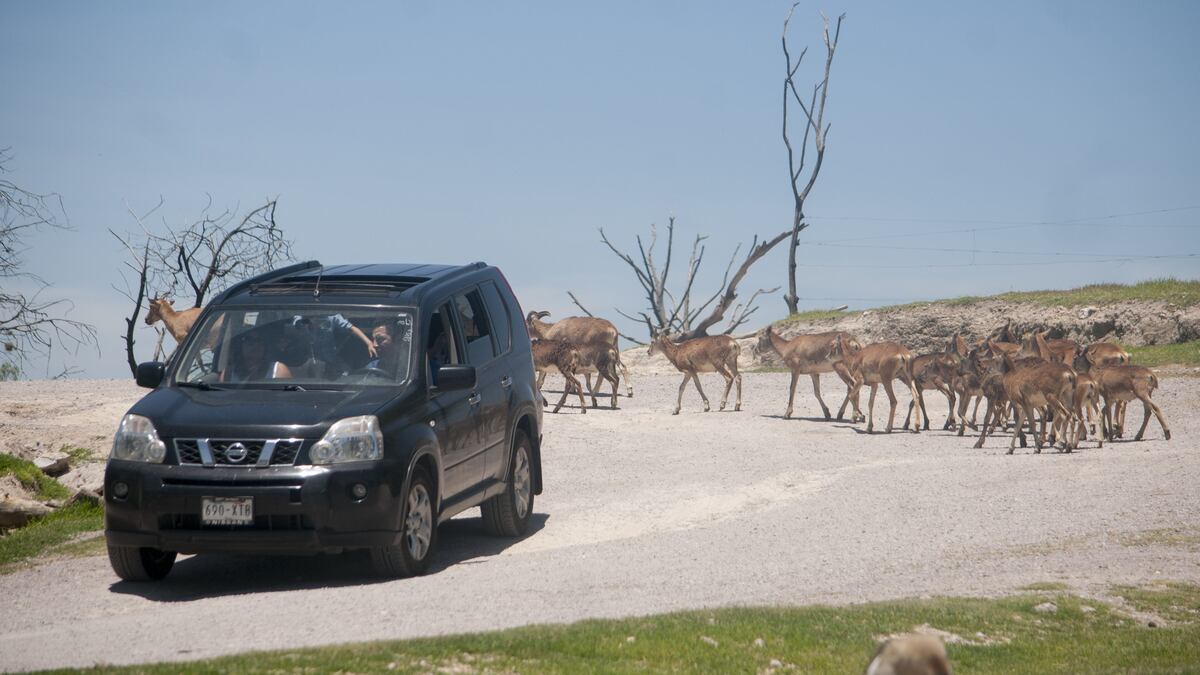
xmin=481 ymin=430 xmax=534 ymax=537
xmin=370 ymin=468 xmax=436 ymax=578
xmin=107 ymin=544 xmax=176 ymax=581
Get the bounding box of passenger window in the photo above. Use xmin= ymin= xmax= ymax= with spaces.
xmin=453 ymin=290 xmax=496 ymax=364
xmin=427 ymin=308 xmax=459 ymax=373
xmin=480 ymin=282 xmax=511 ymax=354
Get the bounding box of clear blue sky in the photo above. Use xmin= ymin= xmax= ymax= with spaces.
xmin=3 ymin=1 xmax=1198 ymax=378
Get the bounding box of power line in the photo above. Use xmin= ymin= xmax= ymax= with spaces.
xmin=810 ymin=241 xmax=1195 ymax=259
xmin=797 ymin=252 xmax=1200 ymax=270
xmin=806 ymin=205 xmax=1200 ymax=244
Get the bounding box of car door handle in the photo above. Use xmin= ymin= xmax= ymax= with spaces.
xmin=468 ymin=393 xmax=482 ymax=406
xmin=500 ymin=376 xmax=512 ymax=389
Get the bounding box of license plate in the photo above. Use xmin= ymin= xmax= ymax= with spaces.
xmin=201 ymin=497 xmax=254 ymax=525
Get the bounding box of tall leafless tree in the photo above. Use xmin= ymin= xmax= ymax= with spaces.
xmin=571 ymin=217 xmax=789 ymax=344
xmin=781 ymin=4 xmax=845 ymax=315
xmin=111 ymin=197 xmax=293 ymax=375
xmin=0 ymin=148 xmax=98 ymax=377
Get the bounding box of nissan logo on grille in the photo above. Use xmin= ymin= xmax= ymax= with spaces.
xmin=224 ymin=442 xmax=249 ymax=463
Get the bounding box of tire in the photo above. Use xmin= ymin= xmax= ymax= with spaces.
xmin=481 ymin=429 xmax=534 ymax=537
xmin=107 ymin=544 xmax=176 ymax=582
xmin=370 ymin=467 xmax=436 ymax=578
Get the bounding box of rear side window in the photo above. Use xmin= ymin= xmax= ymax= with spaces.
xmin=480 ymin=281 xmax=511 ymax=354
xmin=453 ymin=290 xmax=496 ymax=364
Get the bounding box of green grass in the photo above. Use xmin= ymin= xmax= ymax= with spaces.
xmin=777 ymin=308 xmax=850 ymax=325
xmin=880 ymin=278 xmax=1200 ymax=313
xmin=54 ymin=586 xmax=1200 ymax=674
xmin=0 ymin=453 xmax=70 ymax=501
xmin=1018 ymin=581 xmax=1070 ymax=592
xmin=1128 ymin=340 xmax=1200 ymax=367
xmin=0 ymin=501 xmax=105 ymax=573
xmin=61 ymin=445 xmax=97 ymax=463
xmin=1111 ymin=582 xmax=1200 ymax=624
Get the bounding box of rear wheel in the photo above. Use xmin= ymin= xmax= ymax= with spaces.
xmin=482 ymin=430 xmax=534 ymax=537
xmin=370 ymin=468 xmax=436 ymax=578
xmin=107 ymin=544 xmax=176 ymax=581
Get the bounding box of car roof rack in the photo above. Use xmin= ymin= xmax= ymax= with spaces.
xmin=209 ymin=260 xmax=323 ymax=305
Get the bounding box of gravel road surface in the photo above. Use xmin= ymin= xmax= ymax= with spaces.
xmin=1 ymin=373 xmax=1197 ymax=671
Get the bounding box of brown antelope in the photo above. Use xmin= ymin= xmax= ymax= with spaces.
xmin=574 ymin=341 xmax=622 ymax=409
xmin=1020 ymin=331 xmax=1080 ymax=365
xmin=1082 ymin=342 xmax=1132 ymax=434
xmin=760 ymin=326 xmax=863 ymax=421
xmin=969 ymin=347 xmax=1010 ymax=449
xmin=531 ymin=339 xmax=587 ymax=413
xmin=831 ymin=335 xmax=921 ymax=434
xmin=648 ymin=333 xmax=741 ymax=415
xmin=902 ymin=343 xmax=960 ymax=431
xmin=865 ymin=634 xmax=953 ymax=675
xmin=948 ymin=335 xmax=986 ymax=434
xmin=1068 ymin=371 xmax=1104 ymax=449
xmin=1084 ymin=341 xmax=1131 ymax=367
xmin=997 ymin=353 xmax=1075 ymax=454
xmin=527 ymin=311 xmax=633 ymax=398
xmin=145 ymin=297 xmax=202 ymax=343
xmin=1091 ymin=365 xmax=1171 ymax=442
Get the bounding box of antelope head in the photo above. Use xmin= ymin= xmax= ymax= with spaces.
xmin=145 ymin=297 xmax=172 ymax=325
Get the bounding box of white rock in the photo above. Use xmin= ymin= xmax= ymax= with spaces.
xmin=753 ymin=638 xmax=765 ymax=648
xmin=700 ymin=636 xmax=718 ymax=647
xmin=1034 ymin=602 xmax=1058 ymax=614
xmin=770 ymin=659 xmax=782 ymax=668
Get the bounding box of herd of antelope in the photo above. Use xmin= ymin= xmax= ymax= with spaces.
xmin=527 ymin=311 xmax=1172 ymax=453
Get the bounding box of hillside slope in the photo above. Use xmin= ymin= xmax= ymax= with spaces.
xmin=751 ymin=279 xmax=1200 ymax=368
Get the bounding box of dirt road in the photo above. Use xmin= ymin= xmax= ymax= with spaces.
xmin=1 ymin=373 xmax=1197 ymax=671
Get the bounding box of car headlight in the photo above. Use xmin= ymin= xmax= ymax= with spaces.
xmin=310 ymin=415 xmax=384 ymax=464
xmin=111 ymin=414 xmax=167 ymax=463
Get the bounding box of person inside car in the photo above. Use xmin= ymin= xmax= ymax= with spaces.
xmin=221 ymin=331 xmax=292 ymax=382
xmin=291 ymin=313 xmax=376 ymax=374
xmin=364 ymin=322 xmax=401 ymax=377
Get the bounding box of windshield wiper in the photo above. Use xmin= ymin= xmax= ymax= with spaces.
xmin=277 ymin=383 xmax=307 ymax=391
xmin=177 ymin=381 xmax=224 ymax=391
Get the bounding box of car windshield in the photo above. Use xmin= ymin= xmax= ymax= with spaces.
xmin=172 ymin=307 xmax=415 ymax=388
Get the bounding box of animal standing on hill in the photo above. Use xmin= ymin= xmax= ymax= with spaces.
xmin=760 ymin=325 xmax=863 ymax=421
xmin=648 ymin=333 xmax=742 ymax=415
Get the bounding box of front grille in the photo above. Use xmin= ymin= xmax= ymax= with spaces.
xmin=177 ymin=440 xmax=202 ymax=464
xmin=211 ymin=440 xmax=265 ymax=464
xmin=159 ymin=513 xmax=313 ymax=531
xmin=174 ymin=439 xmax=306 ymax=467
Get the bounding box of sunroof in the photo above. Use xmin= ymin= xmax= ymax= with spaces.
xmin=249 ymin=276 xmax=425 ymax=296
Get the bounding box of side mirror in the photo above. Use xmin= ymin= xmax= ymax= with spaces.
xmin=135 ymin=362 xmax=165 ymax=388
xmin=434 ymin=365 xmax=476 ymax=392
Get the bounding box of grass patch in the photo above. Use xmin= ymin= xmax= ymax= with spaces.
xmin=60 ymin=587 xmax=1200 ymax=674
xmin=61 ymin=445 xmax=97 ymax=463
xmin=1118 ymin=528 xmax=1200 ymax=548
xmin=1128 ymin=340 xmax=1200 ymax=367
xmin=1018 ymin=581 xmax=1070 ymax=592
xmin=1111 ymin=582 xmax=1200 ymax=624
xmin=0 ymin=453 xmax=70 ymax=501
xmin=0 ymin=501 xmax=104 ymax=573
xmin=873 ymin=278 xmax=1200 ymax=313
xmin=776 ymin=308 xmax=850 ymax=325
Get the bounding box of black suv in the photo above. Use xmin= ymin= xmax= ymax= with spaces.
xmin=105 ymin=261 xmax=543 ymax=580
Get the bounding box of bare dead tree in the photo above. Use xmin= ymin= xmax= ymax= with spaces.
xmin=110 ymin=197 xmax=293 ymax=375
xmin=572 ymin=217 xmax=789 ymax=343
xmin=781 ymin=4 xmax=845 ymax=315
xmin=0 ymin=147 xmax=98 ymax=376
